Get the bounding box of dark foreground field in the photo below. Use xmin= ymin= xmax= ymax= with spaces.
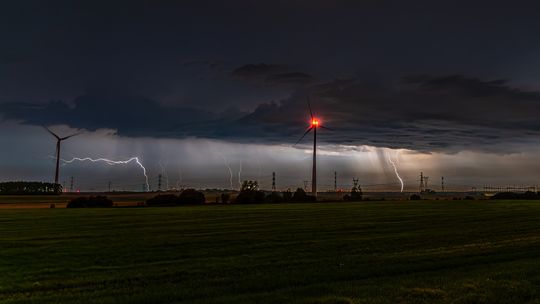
xmin=1 ymin=201 xmax=540 ymax=304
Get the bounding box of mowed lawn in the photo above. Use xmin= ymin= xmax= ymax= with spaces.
xmin=1 ymin=201 xmax=540 ymax=304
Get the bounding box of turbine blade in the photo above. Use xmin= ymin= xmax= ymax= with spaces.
xmin=60 ymin=132 xmax=81 ymax=140
xmin=43 ymin=126 xmax=60 ymax=140
xmin=294 ymin=126 xmax=313 ymax=146
xmin=306 ymin=96 xmax=313 ymax=119
xmin=319 ymin=125 xmax=333 ymax=131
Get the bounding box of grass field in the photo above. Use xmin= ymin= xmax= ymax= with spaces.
xmin=1 ymin=200 xmax=540 ymax=303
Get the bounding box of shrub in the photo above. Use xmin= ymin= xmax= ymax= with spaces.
xmin=220 ymin=193 xmax=230 ymax=204
xmin=492 ymin=191 xmax=540 ymax=200
xmin=410 ymin=194 xmax=422 ymax=200
xmin=67 ymin=196 xmax=113 ymax=208
xmin=235 ymin=189 xmax=266 ymax=204
xmin=282 ymin=189 xmax=292 ymax=201
xmin=178 ymin=189 xmax=206 ymax=204
xmin=146 ymin=194 xmax=182 ymax=206
xmin=265 ymin=192 xmax=283 ymax=203
xmin=292 ymin=188 xmax=316 ymax=202
xmin=344 ymin=190 xmax=362 ymax=202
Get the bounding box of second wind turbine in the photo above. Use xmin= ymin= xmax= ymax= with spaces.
xmin=295 ymin=98 xmax=331 ymax=197
xmin=44 ymin=126 xmax=80 ymax=185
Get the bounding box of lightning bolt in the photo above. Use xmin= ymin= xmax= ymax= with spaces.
xmin=176 ymin=166 xmax=183 ymax=189
xmin=238 ymin=161 xmax=243 ymax=189
xmin=387 ymin=152 xmax=404 ymax=192
xmin=220 ymin=155 xmax=234 ymax=190
xmin=61 ymin=157 xmax=150 ymax=191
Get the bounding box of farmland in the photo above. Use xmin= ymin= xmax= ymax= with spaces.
xmin=1 ymin=200 xmax=540 ymax=303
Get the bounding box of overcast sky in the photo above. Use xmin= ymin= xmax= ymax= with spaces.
xmin=1 ymin=1 xmax=540 ymax=191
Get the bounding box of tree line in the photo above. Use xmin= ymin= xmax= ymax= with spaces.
xmin=145 ymin=180 xmax=363 ymax=206
xmin=0 ymin=181 xmax=62 ymax=195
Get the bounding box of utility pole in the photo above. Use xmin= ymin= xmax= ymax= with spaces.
xmin=272 ymin=172 xmax=276 ymax=191
xmin=70 ymin=176 xmax=74 ymax=193
xmin=441 ymin=176 xmax=445 ymax=192
xmin=334 ymin=171 xmax=337 ymax=192
xmin=419 ymin=172 xmax=424 ymax=193
xmin=158 ymin=174 xmax=162 ymax=192
xmin=108 ymin=181 xmax=112 ymax=192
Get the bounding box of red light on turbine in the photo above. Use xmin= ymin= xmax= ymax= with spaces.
xmin=311 ymin=119 xmax=320 ymax=126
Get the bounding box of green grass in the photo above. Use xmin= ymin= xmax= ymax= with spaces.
xmin=1 ymin=201 xmax=540 ymax=303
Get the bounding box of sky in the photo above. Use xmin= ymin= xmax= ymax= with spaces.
xmin=1 ymin=1 xmax=540 ymax=192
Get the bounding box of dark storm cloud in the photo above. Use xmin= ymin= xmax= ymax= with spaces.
xmin=181 ymin=60 xmax=224 ymax=70
xmin=232 ymin=64 xmax=285 ymax=78
xmin=266 ymin=73 xmax=313 ymax=85
xmin=217 ymin=74 xmax=540 ymax=152
xmin=2 ymin=1 xmax=540 ymax=154
xmin=2 ymin=75 xmax=540 ymax=152
xmin=231 ymin=64 xmax=313 ymax=86
xmin=0 ymin=93 xmax=217 ymax=137
xmin=0 ymin=48 xmax=28 ymax=64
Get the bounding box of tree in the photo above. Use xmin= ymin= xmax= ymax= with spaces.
xmin=241 ymin=180 xmax=259 ymax=191
xmin=292 ymin=188 xmax=316 ymax=202
xmin=282 ymin=189 xmax=292 ymax=201
xmin=236 ymin=181 xmax=265 ymax=203
xmin=0 ymin=181 xmax=62 ymax=195
xmin=344 ymin=181 xmax=362 ymax=201
xmin=292 ymin=188 xmax=307 ymax=201
xmin=348 ymin=184 xmax=363 ymax=201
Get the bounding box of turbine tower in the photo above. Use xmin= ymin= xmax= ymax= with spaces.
xmin=295 ymin=97 xmax=331 ymax=197
xmin=44 ymin=127 xmax=80 ymax=185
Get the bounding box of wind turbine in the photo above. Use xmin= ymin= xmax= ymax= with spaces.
xmin=44 ymin=127 xmax=80 ymax=185
xmin=295 ymin=97 xmax=331 ymax=197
